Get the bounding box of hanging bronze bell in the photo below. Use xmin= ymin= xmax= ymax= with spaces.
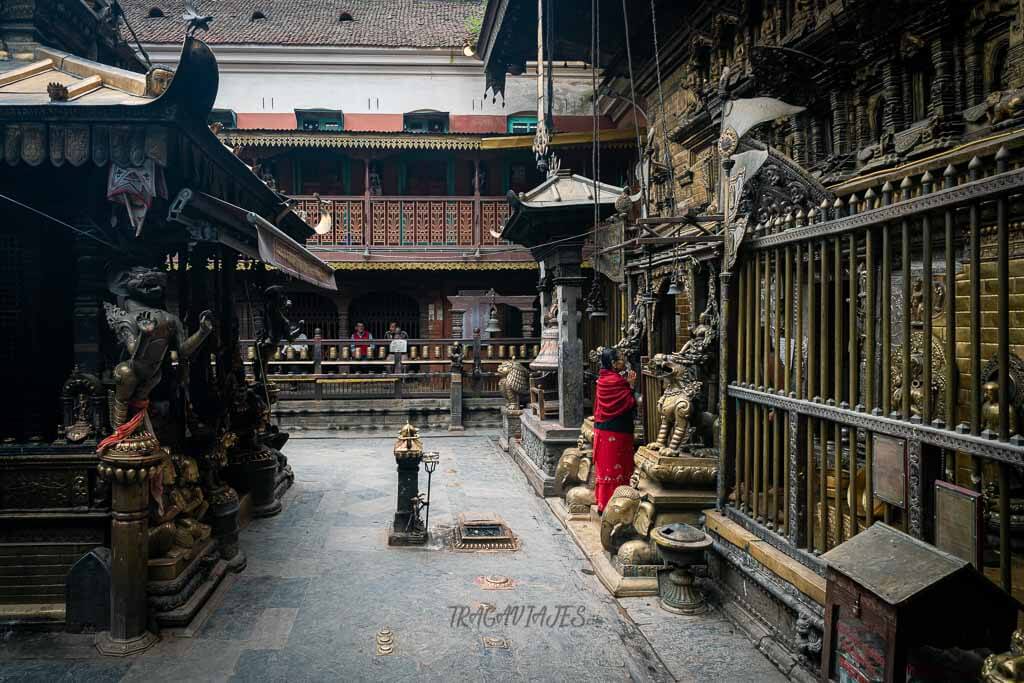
xmin=485 ymin=305 xmax=501 ymax=334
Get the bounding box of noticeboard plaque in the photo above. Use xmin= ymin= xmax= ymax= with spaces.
xmin=872 ymin=434 xmax=906 ymax=508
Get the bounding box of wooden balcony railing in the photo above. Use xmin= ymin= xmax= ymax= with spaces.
xmin=292 ymin=195 xmax=511 ymax=248
xmin=240 ymin=334 xmax=540 ymax=401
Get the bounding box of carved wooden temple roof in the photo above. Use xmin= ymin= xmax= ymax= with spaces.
xmin=0 ymin=47 xmax=157 ymax=106
xmin=499 ymin=169 xmax=622 ymax=246
xmin=0 ymin=37 xmax=333 ymax=284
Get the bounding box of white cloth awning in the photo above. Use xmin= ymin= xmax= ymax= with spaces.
xmin=247 ymin=212 xmax=336 ymax=290
xmin=168 ymin=188 xmax=336 ymax=291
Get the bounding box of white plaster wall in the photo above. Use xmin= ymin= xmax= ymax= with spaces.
xmin=142 ymin=44 xmax=596 ymax=116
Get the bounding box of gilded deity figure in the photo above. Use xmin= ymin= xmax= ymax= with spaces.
xmin=982 ymin=380 xmax=1019 ymax=435
xmin=103 ymin=266 xmax=214 ymax=434
xmin=983 ymin=630 xmax=1024 ymax=682
xmin=149 ymin=452 xmax=212 ymax=557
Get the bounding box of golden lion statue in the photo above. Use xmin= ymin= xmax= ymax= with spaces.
xmin=646 ymin=353 xmax=702 ymax=456
xmin=497 ymin=358 xmax=530 ymax=414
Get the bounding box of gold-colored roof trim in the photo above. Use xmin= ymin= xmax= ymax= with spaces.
xmin=222 ymin=130 xmax=484 ymax=151
xmin=325 ymin=260 xmax=538 ymax=271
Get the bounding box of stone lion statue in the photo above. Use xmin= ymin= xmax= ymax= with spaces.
xmin=497 ymin=358 xmax=530 ymax=414
xmin=646 ymin=353 xmax=702 ymax=456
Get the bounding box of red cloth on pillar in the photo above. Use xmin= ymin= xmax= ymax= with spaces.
xmin=593 ymin=369 xmax=636 ymax=511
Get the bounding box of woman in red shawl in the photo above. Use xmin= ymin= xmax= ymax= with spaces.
xmin=593 ymin=347 xmax=637 ymax=512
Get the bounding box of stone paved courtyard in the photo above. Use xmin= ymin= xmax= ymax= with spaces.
xmin=0 ymin=432 xmax=785 ymax=682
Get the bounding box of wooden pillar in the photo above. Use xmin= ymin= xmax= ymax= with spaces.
xmin=473 ymin=156 xmax=482 ymax=246
xmin=363 ymin=155 xmax=372 ymax=245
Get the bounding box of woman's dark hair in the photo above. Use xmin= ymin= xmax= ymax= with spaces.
xmin=600 ymin=346 xmax=619 ymax=370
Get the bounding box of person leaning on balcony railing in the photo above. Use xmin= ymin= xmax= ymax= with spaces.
xmin=350 ymin=322 xmax=373 ymax=361
xmin=385 ymin=322 xmax=408 ymax=340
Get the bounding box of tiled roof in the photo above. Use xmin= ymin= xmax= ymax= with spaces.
xmin=121 ymin=0 xmax=484 ymax=48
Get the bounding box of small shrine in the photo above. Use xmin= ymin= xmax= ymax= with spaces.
xmin=497 ymin=169 xmax=623 ymax=496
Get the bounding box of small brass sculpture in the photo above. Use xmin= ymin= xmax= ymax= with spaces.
xmin=497 ymin=358 xmax=530 ymax=414
xmin=556 ymin=418 xmax=596 ymax=514
xmin=254 ymin=285 xmax=302 ymax=385
xmin=983 ymin=630 xmax=1024 ymax=682
xmin=394 ymin=422 xmax=423 ymax=459
xmin=103 ymin=267 xmax=214 ymax=435
xmin=600 ymin=485 xmax=655 ymax=557
xmin=646 ymin=354 xmax=702 ymax=456
xmin=982 ymin=380 xmax=1019 ymax=435
xmin=149 ymin=451 xmax=211 ymax=558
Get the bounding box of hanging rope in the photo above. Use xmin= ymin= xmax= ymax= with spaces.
xmin=591 ymin=0 xmax=600 ymax=240
xmin=621 ymin=0 xmax=645 ymax=211
xmin=649 ymin=0 xmax=676 ymax=213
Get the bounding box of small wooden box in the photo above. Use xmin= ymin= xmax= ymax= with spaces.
xmin=821 ymin=523 xmax=1018 ymax=682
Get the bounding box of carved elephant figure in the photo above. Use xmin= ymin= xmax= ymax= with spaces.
xmin=600 ymin=485 xmax=656 ymax=558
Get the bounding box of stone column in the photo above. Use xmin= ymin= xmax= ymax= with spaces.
xmin=551 ymin=253 xmax=585 ymax=429
xmin=95 ymin=438 xmax=164 ymax=656
xmin=449 ymin=370 xmax=464 ymax=431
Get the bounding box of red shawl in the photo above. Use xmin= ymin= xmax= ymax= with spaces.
xmin=594 ymin=369 xmax=636 ymax=422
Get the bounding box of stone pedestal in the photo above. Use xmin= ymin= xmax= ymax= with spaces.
xmin=387 ymin=424 xmax=428 ymax=546
xmin=208 ymin=485 xmax=244 ymax=565
xmin=633 ymin=445 xmax=719 ymax=526
xmin=248 ymin=446 xmax=282 ymax=518
xmin=508 ymin=410 xmax=578 ymax=497
xmin=498 ymin=406 xmax=522 ymax=451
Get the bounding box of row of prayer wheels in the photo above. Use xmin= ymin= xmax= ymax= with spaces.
xmin=244 ymin=344 xmax=541 ymax=362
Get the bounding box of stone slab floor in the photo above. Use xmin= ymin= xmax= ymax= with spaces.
xmin=0 ymin=432 xmax=785 ymax=682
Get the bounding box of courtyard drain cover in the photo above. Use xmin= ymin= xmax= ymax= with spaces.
xmin=475 ymin=574 xmax=516 ymax=590
xmin=452 ymin=513 xmax=519 ymax=551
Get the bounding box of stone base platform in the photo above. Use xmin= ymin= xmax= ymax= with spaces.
xmin=271 ymin=397 xmax=504 ymax=432
xmin=639 ymin=480 xmax=717 ymax=527
xmin=704 ymin=509 xmax=825 ymax=683
xmin=147 ymin=539 xmax=246 ymax=629
xmin=545 ymin=497 xmax=659 ymax=597
xmin=386 ymin=521 xmax=428 ymax=546
xmin=508 ymin=411 xmax=578 ymax=497
xmin=497 ymin=406 xmax=523 ymax=452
